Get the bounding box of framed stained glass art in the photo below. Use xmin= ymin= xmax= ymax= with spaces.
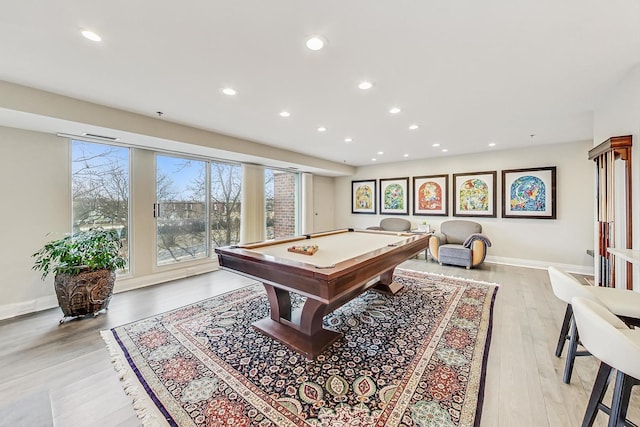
xmin=380 ymin=177 xmax=409 ymax=215
xmin=453 ymin=171 xmax=497 ymax=217
xmin=351 ymin=179 xmax=377 ymax=214
xmin=502 ymin=167 xmax=556 ymax=219
xmin=413 ymin=174 xmax=448 ymax=216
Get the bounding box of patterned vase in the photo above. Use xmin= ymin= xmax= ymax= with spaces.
xmin=54 ymin=268 xmax=116 ymax=319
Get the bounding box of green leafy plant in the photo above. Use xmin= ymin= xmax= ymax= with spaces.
xmin=32 ymin=228 xmax=127 ymax=280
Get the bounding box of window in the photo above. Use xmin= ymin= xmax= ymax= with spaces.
xmin=265 ymin=168 xmax=299 ymax=239
xmin=210 ymin=161 xmax=242 ymax=248
xmin=71 ymin=140 xmax=130 ymax=272
xmin=156 ymin=155 xmax=207 ymax=265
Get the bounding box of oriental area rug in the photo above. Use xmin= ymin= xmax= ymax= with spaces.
xmin=102 ymin=269 xmax=498 ymax=427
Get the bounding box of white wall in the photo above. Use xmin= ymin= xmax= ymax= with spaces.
xmin=0 ymin=127 xmax=228 ymax=320
xmin=593 ymin=63 xmax=640 ymax=291
xmin=313 ymin=175 xmax=336 ymax=232
xmin=0 ymin=125 xmax=341 ymax=320
xmin=0 ymin=126 xmax=596 ymax=320
xmin=334 ymin=140 xmax=594 ymax=273
xmin=0 ymin=82 xmax=355 ymax=320
xmin=0 ymin=127 xmax=69 ymax=315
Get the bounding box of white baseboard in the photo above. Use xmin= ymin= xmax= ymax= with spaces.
xmin=0 ymin=263 xmax=220 ymax=321
xmin=0 ymin=295 xmax=58 ymax=321
xmin=485 ymin=255 xmax=594 ymax=275
xmin=114 ymin=263 xmax=219 ymax=293
xmin=0 ymin=258 xmax=594 ymax=321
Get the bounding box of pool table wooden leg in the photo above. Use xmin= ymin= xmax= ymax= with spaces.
xmin=263 ymin=283 xmax=292 ymax=321
xmin=298 ymin=297 xmax=329 ymax=335
xmin=254 ymin=283 xmax=341 ymax=359
xmin=373 ymin=268 xmax=404 ymax=294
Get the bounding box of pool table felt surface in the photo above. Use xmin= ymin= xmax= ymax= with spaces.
xmin=242 ymin=230 xmax=414 ymax=268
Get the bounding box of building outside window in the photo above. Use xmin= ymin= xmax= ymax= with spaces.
xmin=72 ymin=143 xmax=280 ymax=270
xmin=156 ymin=156 xmax=243 ymax=266
xmin=156 ymin=155 xmax=207 ymax=265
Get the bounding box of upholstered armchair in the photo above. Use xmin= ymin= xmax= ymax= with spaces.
xmin=366 ymin=218 xmax=412 ymax=232
xmin=429 ymin=220 xmax=491 ymax=269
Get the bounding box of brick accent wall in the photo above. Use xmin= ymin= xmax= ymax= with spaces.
xmin=273 ymin=172 xmax=296 ymax=238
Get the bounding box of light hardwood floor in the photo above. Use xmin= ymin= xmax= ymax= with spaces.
xmin=0 ymin=259 xmax=638 ymax=426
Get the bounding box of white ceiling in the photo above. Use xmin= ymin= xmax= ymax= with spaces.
xmin=1 ymin=1 xmax=639 ymax=167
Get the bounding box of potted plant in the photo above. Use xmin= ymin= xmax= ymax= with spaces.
xmin=32 ymin=227 xmax=126 ymax=323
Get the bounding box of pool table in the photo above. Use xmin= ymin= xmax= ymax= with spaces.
xmin=214 ymin=228 xmax=429 ymax=359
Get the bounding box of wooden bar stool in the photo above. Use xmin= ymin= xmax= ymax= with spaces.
xmin=571 ymin=297 xmax=640 ymax=427
xmin=548 ymin=266 xmax=640 ymax=384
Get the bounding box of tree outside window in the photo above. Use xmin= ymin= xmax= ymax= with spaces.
xmin=71 ymin=140 xmax=130 ymax=272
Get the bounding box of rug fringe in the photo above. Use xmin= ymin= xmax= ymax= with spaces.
xmin=101 ymin=330 xmax=168 ymax=427
xmin=395 ymin=267 xmax=501 ymax=287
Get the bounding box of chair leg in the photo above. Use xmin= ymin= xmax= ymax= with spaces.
xmin=608 ymin=371 xmax=639 ymax=427
xmin=556 ymin=304 xmax=573 ymax=357
xmin=563 ymin=316 xmax=579 ymax=384
xmin=582 ymin=362 xmax=612 ymax=427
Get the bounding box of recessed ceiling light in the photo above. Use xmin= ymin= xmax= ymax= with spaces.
xmin=389 ymin=107 xmax=402 ymax=114
xmin=344 ymin=137 xmax=353 ymax=143
xmin=488 ymin=142 xmax=496 ymax=147
xmin=377 ymin=151 xmax=384 ymax=155
xmin=432 ymin=143 xmax=441 ymax=147
xmin=81 ymin=30 xmax=101 ymax=42
xmin=403 ymin=154 xmax=409 ymax=157
xmin=221 ymin=87 xmax=237 ymax=96
xmin=306 ymin=36 xmax=326 ymax=51
xmin=371 ymin=158 xmax=377 ymax=162
xmin=279 ymin=111 xmax=291 ymax=118
xmin=442 ymin=148 xmax=448 ymax=153
xmin=358 ymin=81 xmax=373 ymax=90
xmin=317 ymin=126 xmax=327 ymax=132
xmin=409 ymin=124 xmax=419 ymax=130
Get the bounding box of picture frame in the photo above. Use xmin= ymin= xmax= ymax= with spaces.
xmin=502 ymin=166 xmax=556 ymax=219
xmin=379 ymin=177 xmax=410 ymax=215
xmin=413 ymin=174 xmax=448 ymax=216
xmin=351 ymin=179 xmax=377 ymax=214
xmin=453 ymin=171 xmax=497 ymax=217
